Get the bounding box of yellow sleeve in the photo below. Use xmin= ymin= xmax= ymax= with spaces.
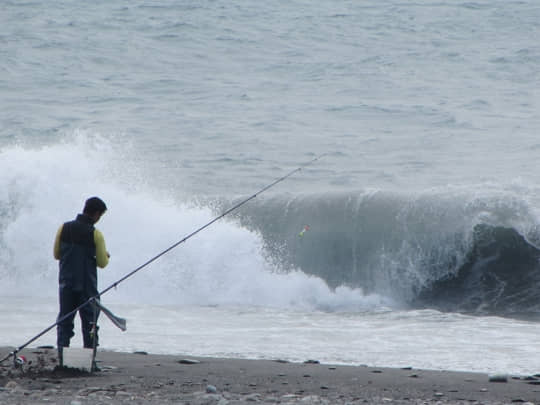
xmin=53 ymin=225 xmax=63 ymax=260
xmin=94 ymin=229 xmax=109 ymax=268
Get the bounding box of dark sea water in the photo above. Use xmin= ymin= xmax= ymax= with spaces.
xmin=1 ymin=0 xmax=540 ymax=374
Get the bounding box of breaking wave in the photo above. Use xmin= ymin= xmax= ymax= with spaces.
xmin=2 ymin=135 xmax=540 ymax=316
xmin=236 ymin=190 xmax=540 ymax=316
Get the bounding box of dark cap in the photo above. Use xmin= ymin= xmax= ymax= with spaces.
xmin=83 ymin=197 xmax=107 ymax=215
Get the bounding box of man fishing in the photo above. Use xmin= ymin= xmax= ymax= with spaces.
xmin=53 ymin=197 xmax=110 ymax=366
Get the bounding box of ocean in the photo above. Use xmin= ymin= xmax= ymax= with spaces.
xmin=1 ymin=0 xmax=540 ymax=375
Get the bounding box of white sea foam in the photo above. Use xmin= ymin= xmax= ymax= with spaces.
xmin=2 ymin=295 xmax=540 ymax=376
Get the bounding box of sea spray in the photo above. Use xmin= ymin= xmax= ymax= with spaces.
xmin=0 ymin=137 xmax=390 ymax=312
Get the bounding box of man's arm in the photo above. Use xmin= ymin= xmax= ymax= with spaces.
xmin=94 ymin=229 xmax=109 ymax=268
xmin=53 ymin=225 xmax=63 ymax=260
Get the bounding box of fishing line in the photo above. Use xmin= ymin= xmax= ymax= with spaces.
xmin=0 ymin=154 xmax=326 ymax=365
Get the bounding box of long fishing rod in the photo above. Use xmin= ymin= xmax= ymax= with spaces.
xmin=0 ymin=154 xmax=326 ymax=365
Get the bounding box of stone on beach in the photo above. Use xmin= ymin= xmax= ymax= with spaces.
xmin=489 ymin=374 xmax=509 ymax=383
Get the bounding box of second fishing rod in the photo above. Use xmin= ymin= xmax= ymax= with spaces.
xmin=0 ymin=154 xmax=326 ymax=365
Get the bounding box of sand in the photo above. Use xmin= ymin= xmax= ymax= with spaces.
xmin=1 ymin=346 xmax=539 ymax=404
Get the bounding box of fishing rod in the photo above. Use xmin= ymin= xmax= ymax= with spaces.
xmin=0 ymin=153 xmax=326 ymax=365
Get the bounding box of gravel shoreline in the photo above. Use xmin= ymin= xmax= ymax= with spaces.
xmin=1 ymin=347 xmax=539 ymax=404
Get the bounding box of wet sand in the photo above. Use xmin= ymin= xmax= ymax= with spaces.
xmin=1 ymin=347 xmax=539 ymax=404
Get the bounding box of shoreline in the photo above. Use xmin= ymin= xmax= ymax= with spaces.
xmin=2 ymin=347 xmax=540 ymax=404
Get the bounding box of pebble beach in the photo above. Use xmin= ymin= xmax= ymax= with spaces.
xmin=1 ymin=347 xmax=540 ymax=405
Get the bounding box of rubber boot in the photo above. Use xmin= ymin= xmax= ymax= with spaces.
xmin=57 ymin=347 xmax=63 ymax=368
